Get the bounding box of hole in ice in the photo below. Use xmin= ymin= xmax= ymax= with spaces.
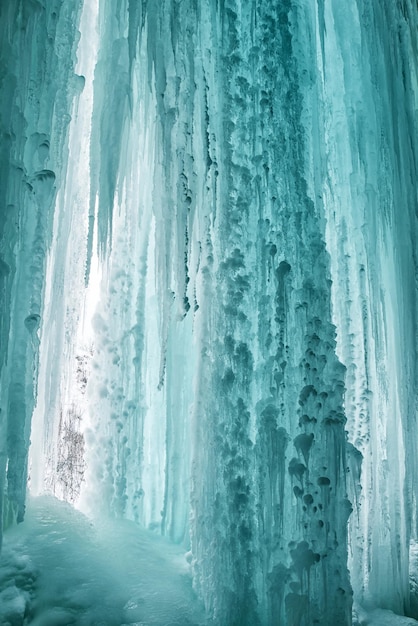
xmin=317 ymin=476 xmax=330 ymax=486
xmin=293 ymin=486 xmax=303 ymax=498
xmin=24 ymin=314 xmax=40 ymax=333
xmin=294 ymin=433 xmax=314 ymax=465
xmin=288 ymin=458 xmax=306 ymax=481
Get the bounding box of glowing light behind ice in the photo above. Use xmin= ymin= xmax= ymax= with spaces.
xmin=29 ymin=0 xmax=101 ymax=503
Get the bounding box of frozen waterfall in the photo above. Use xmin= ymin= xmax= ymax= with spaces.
xmin=0 ymin=0 xmax=417 ymax=625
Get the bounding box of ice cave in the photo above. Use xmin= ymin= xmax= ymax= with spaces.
xmin=0 ymin=0 xmax=417 ymax=624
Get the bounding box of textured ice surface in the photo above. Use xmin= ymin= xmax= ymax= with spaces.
xmin=0 ymin=0 xmax=417 ymax=624
xmin=0 ymin=496 xmax=208 ymax=625
xmin=72 ymin=2 xmax=353 ymax=622
xmin=0 ymin=0 xmax=83 ymax=536
xmin=319 ymin=0 xmax=418 ymax=615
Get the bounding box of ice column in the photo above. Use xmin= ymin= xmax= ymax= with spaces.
xmin=317 ymin=0 xmax=418 ymax=615
xmin=0 ymin=0 xmax=82 ymax=540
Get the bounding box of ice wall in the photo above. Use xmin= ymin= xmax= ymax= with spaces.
xmin=317 ymin=0 xmax=418 ymax=616
xmin=75 ymin=1 xmax=353 ymax=623
xmin=78 ymin=0 xmax=417 ymax=621
xmin=0 ymin=0 xmax=82 ymax=539
xmin=2 ymin=0 xmax=417 ymax=625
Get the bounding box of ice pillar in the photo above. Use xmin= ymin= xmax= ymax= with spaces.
xmin=0 ymin=0 xmax=82 ymax=539
xmin=319 ymin=0 xmax=418 ymax=615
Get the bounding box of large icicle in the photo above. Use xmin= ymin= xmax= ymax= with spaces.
xmin=0 ymin=0 xmax=83 ymax=541
xmin=187 ymin=3 xmax=352 ymax=623
xmin=317 ymin=0 xmax=418 ymax=615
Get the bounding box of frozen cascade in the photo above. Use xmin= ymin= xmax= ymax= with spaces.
xmin=319 ymin=1 xmax=418 ymax=617
xmin=0 ymin=0 xmax=84 ymax=532
xmin=29 ymin=0 xmax=100 ymax=505
xmin=0 ymin=1 xmax=417 ymax=626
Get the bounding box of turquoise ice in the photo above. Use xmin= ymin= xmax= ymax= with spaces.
xmin=0 ymin=1 xmax=417 ymax=624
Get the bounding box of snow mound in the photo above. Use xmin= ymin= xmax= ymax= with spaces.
xmin=0 ymin=496 xmax=208 ymax=625
xmin=354 ymin=604 xmax=418 ymax=626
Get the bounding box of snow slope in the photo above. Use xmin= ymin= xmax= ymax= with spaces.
xmin=0 ymin=496 xmax=208 ymax=626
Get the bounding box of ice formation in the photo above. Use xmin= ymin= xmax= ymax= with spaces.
xmin=0 ymin=0 xmax=417 ymax=625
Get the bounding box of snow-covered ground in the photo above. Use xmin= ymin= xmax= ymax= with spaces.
xmin=353 ymin=605 xmax=418 ymax=626
xmin=0 ymin=496 xmax=208 ymax=626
